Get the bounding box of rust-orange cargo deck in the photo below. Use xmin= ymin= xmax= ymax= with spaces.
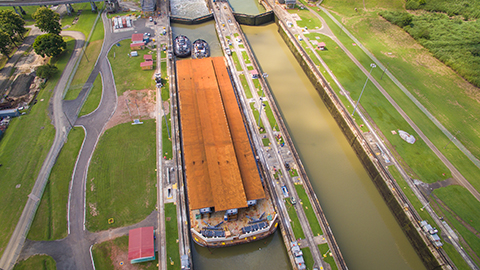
xmin=177 ymin=57 xmax=264 ymax=212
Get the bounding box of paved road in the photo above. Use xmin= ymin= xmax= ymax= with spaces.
xmin=0 ymin=30 xmax=85 ymax=270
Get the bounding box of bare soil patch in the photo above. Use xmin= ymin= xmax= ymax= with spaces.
xmin=105 ymin=90 xmax=156 ymax=130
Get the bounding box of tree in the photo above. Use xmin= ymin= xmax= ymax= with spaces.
xmin=33 ymin=7 xmax=62 ymax=35
xmin=0 ymin=10 xmax=27 ymax=46
xmin=0 ymin=30 xmax=13 ymax=58
xmin=33 ymin=34 xmax=66 ymax=57
xmin=36 ymin=63 xmax=58 ymax=79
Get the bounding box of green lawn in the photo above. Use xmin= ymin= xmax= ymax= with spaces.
xmin=273 ymin=169 xmax=282 ymax=180
xmin=162 ymin=113 xmax=173 ymax=160
xmin=65 ymin=15 xmax=104 ymax=100
xmin=318 ymin=243 xmax=338 ymax=270
xmin=161 ymin=61 xmax=170 ymax=101
xmin=231 ymin=51 xmax=242 ymax=71
xmin=262 ymin=101 xmax=278 ymax=131
xmin=239 ymin=74 xmax=252 ymax=99
xmin=79 ymin=73 xmax=102 ymax=116
xmin=252 ymin=79 xmax=262 ymax=94
xmin=108 ymin=39 xmax=156 ymax=95
xmin=60 ymin=2 xmax=104 ymax=37
xmin=28 ymin=127 xmax=85 ymax=241
xmin=165 ymin=203 xmax=180 ymax=270
xmin=92 ymin=236 xmax=158 ymax=269
xmin=289 ymin=169 xmax=298 ymax=177
xmin=86 ymin=120 xmax=156 ymax=232
xmin=295 ymin=185 xmax=322 ymax=236
xmin=285 ymin=200 xmax=305 ymax=239
xmin=288 ymin=7 xmax=322 ymax=30
xmin=13 ymin=255 xmax=56 ymax=270
xmin=0 ymin=6 xmax=39 ymax=24
xmin=241 ymin=50 xmax=251 ymax=64
xmin=249 ymin=102 xmax=266 ymax=134
xmin=0 ymin=38 xmax=75 ymax=257
xmin=300 ymin=247 xmax=314 ymax=269
xmin=262 ymin=138 xmax=270 ymax=146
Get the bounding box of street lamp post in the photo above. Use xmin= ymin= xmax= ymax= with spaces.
xmin=352 ymin=63 xmax=376 ymax=117
xmin=444 ymin=130 xmax=460 ymax=149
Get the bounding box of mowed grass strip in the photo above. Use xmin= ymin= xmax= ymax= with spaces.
xmin=295 ymin=185 xmax=322 ymax=236
xmin=249 ymin=102 xmax=266 ymax=134
xmin=13 ymin=255 xmax=56 ymax=270
xmin=108 ymin=39 xmax=156 ymax=95
xmin=162 ymin=113 xmax=172 ymax=160
xmin=79 ymin=73 xmax=102 ymax=116
xmin=239 ymin=74 xmax=252 ymax=99
xmin=0 ymin=38 xmax=75 ymax=257
xmin=262 ymin=101 xmax=278 ymax=131
xmin=231 ymin=51 xmax=242 ymax=71
xmin=92 ymin=235 xmax=158 ymax=270
xmin=165 ymin=203 xmax=180 ymax=270
xmin=86 ymin=120 xmax=156 ymax=232
xmin=28 ymin=127 xmax=85 ymax=241
xmin=300 ymin=247 xmax=314 ymax=269
xmin=285 ymin=200 xmax=305 ymax=239
xmin=318 ymin=243 xmax=338 ymax=270
xmin=65 ymin=15 xmax=105 ymax=100
xmin=60 ymin=2 xmax=104 ymax=37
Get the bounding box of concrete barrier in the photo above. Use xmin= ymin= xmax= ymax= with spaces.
xmin=170 ymin=14 xmax=214 ymax=25
xmin=274 ymin=14 xmax=444 ymax=270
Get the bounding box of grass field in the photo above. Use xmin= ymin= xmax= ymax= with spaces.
xmin=65 ymin=13 xmax=105 ymax=101
xmin=92 ymin=236 xmax=158 ymax=270
xmin=249 ymin=102 xmax=266 ymax=134
xmin=239 ymin=74 xmax=252 ymax=98
xmin=165 ymin=203 xmax=180 ymax=270
xmin=28 ymin=127 xmax=85 ymax=241
xmin=86 ymin=120 xmax=156 ymax=232
xmin=79 ymin=73 xmax=102 ymax=116
xmin=0 ymin=38 xmax=74 ymax=257
xmin=231 ymin=51 xmax=242 ymax=71
xmin=242 ymin=50 xmax=251 ymax=64
xmin=285 ymin=200 xmax=305 ymax=239
xmin=295 ymin=185 xmax=322 ymax=236
xmin=161 ymin=61 xmax=169 ymax=101
xmin=318 ymin=243 xmax=338 ymax=270
xmin=262 ymin=137 xmax=270 ymax=146
xmin=60 ymin=3 xmax=104 ymax=37
xmin=288 ymin=6 xmax=322 ymax=30
xmin=162 ymin=113 xmax=173 ymax=160
xmin=108 ymin=39 xmax=156 ymax=95
xmin=13 ymin=255 xmax=56 ymax=270
xmin=300 ymin=247 xmax=314 ymax=269
xmin=262 ymin=101 xmax=278 ymax=131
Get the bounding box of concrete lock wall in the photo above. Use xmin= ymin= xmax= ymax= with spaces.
xmin=274 ymin=16 xmax=442 ymax=270
xmin=233 ymin=11 xmax=274 ymax=26
xmin=170 ymin=14 xmax=214 ymax=25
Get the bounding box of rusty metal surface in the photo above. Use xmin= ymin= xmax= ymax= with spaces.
xmin=177 ymin=58 xmax=248 ymax=212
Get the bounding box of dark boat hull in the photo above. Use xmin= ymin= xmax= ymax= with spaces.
xmin=174 ymin=35 xmax=191 ymax=58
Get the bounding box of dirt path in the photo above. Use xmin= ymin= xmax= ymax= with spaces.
xmin=105 ymin=90 xmax=156 ymax=129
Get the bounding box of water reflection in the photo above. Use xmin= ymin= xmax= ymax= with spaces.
xmin=170 ymin=0 xmax=209 ymax=18
xmin=228 ymin=0 xmax=265 ymax=14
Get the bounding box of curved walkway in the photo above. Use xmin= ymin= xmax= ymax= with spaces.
xmin=0 ymin=30 xmax=85 ymax=270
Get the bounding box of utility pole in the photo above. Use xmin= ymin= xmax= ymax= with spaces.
xmin=380 ymin=62 xmax=389 ymax=80
xmin=352 ymin=63 xmax=376 ymax=117
xmin=444 ymin=130 xmax=460 ymax=149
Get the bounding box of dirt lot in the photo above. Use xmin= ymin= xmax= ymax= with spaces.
xmin=105 ymin=90 xmax=156 ymax=130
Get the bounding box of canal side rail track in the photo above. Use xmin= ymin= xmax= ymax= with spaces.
xmin=265 ymin=0 xmax=457 ymax=269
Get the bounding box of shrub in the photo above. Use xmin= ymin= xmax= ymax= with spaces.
xmin=36 ymin=63 xmax=58 ymax=80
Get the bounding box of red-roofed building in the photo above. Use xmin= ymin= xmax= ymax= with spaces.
xmin=317 ymin=42 xmax=326 ymax=50
xmin=131 ymin=33 xmax=146 ymax=50
xmin=144 ymin=54 xmax=153 ymax=61
xmin=128 ymin=227 xmax=155 ymax=264
xmin=140 ymin=61 xmax=153 ymax=70
xmin=132 ymin=33 xmax=144 ymax=43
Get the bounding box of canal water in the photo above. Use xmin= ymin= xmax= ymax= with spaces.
xmin=228 ymin=0 xmax=265 ymax=14
xmin=170 ymin=0 xmax=209 ymax=18
xmin=242 ymin=23 xmax=426 ymax=270
xmin=172 ymin=22 xmax=223 ymax=58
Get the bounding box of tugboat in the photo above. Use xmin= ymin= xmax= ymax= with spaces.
xmin=174 ymin=35 xmax=191 ymax=58
xmin=192 ymin=39 xmax=210 ymax=59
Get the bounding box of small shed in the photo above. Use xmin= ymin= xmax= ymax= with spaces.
xmin=144 ymin=54 xmax=153 ymax=61
xmin=140 ymin=61 xmax=153 ymax=70
xmin=250 ymin=69 xmax=259 ymax=79
xmin=317 ymin=42 xmax=326 ymax=50
xmin=131 ymin=51 xmax=138 ymax=57
xmin=128 ymin=226 xmax=155 ymax=264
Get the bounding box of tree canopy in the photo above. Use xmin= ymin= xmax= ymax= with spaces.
xmin=33 ymin=7 xmax=62 ymax=35
xmin=33 ymin=33 xmax=66 ymax=58
xmin=36 ymin=63 xmax=58 ymax=80
xmin=0 ymin=10 xmax=27 ymax=46
xmin=0 ymin=30 xmax=13 ymax=58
